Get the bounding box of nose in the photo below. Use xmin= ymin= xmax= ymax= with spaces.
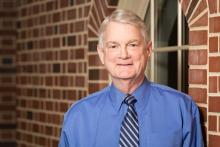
xmin=119 ymin=46 xmax=129 ymax=59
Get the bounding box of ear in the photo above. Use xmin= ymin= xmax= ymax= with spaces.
xmin=146 ymin=41 xmax=152 ymax=56
xmin=97 ymin=45 xmax=104 ymax=64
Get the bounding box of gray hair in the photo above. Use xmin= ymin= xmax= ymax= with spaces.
xmin=98 ymin=9 xmax=149 ymax=47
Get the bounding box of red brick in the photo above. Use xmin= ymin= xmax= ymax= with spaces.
xmin=53 ymin=12 xmax=60 ymax=23
xmin=188 ymin=49 xmax=207 ymax=65
xmin=76 ymin=0 xmax=85 ymax=5
xmin=89 ymin=54 xmax=102 ymax=66
xmin=210 ymin=16 xmax=220 ymax=33
xmin=52 ymin=139 xmax=59 ymax=147
xmin=45 ymin=51 xmax=53 ymax=61
xmin=181 ymin=0 xmax=190 ymax=15
xmin=2 ymin=1 xmax=14 ymax=8
xmin=191 ymin=12 xmax=208 ymax=27
xmin=209 ymin=135 xmax=220 ymax=147
xmin=189 ymin=69 xmax=207 ymax=84
xmin=67 ymin=9 xmax=76 ymax=20
xmin=33 ymin=5 xmax=39 ymax=14
xmin=45 ymin=76 xmax=53 ymax=86
xmin=21 ymin=8 xmax=27 ymax=16
xmin=190 ymin=0 xmax=207 ymax=21
xmin=1 ymin=77 xmax=13 ymax=83
xmin=75 ymin=21 xmax=84 ymax=32
xmin=60 ymin=76 xmax=69 ymax=87
xmin=208 ymin=0 xmax=217 ymax=14
xmin=219 ymin=77 xmax=220 ymax=92
xmin=88 ymin=27 xmax=97 ymax=38
xmin=84 ymin=5 xmax=90 ymax=17
xmin=89 ymin=69 xmax=108 ymax=80
xmin=208 ymin=115 xmax=217 ymax=131
xmin=75 ymin=76 xmax=85 ymax=87
xmin=60 ymin=102 xmax=68 ymax=112
xmin=78 ymin=7 xmax=83 ymax=18
xmin=68 ymin=63 xmax=76 ymax=73
xmin=209 ymin=96 xmax=220 ymax=112
xmin=209 ymin=76 xmax=217 ymax=93
xmin=60 ymin=50 xmax=68 ymax=60
xmin=75 ymin=48 xmax=85 ymax=59
xmin=189 ymin=30 xmax=207 ymax=45
xmin=53 ymin=37 xmax=60 ymax=48
xmin=46 ymin=26 xmax=53 ymax=36
xmin=209 ymin=37 xmax=218 ymax=52
xmin=60 ymin=0 xmax=68 ymax=8
xmin=89 ymin=83 xmax=108 ymax=94
xmin=46 ymin=1 xmax=54 ymax=11
xmin=59 ymin=24 xmax=68 ymax=34
xmin=46 ymin=101 xmax=53 ymax=111
xmin=209 ymin=57 xmax=220 ymax=72
xmin=0 ymin=104 xmax=15 ymax=111
xmin=67 ymin=90 xmax=76 ymax=100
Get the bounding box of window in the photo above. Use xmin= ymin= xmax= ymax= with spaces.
xmin=145 ymin=0 xmax=189 ymax=93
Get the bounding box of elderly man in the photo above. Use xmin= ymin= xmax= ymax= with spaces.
xmin=59 ymin=9 xmax=204 ymax=147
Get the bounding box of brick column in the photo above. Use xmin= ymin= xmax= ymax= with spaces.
xmin=207 ymin=0 xmax=220 ymax=146
xmin=180 ymin=0 xmax=220 ymax=146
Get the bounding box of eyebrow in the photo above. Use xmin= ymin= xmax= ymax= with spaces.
xmin=106 ymin=40 xmax=140 ymax=44
xmin=127 ymin=39 xmax=141 ymax=43
xmin=105 ymin=41 xmax=120 ymax=45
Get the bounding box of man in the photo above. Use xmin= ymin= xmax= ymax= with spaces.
xmin=59 ymin=9 xmax=204 ymax=147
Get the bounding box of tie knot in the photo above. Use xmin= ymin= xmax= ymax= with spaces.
xmin=124 ymin=95 xmax=137 ymax=106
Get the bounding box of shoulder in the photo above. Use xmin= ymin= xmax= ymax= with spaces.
xmin=149 ymin=82 xmax=198 ymax=112
xmin=62 ymin=86 xmax=110 ymax=126
xmin=150 ymin=82 xmax=189 ymax=98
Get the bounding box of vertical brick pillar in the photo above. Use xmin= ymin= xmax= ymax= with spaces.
xmin=180 ymin=0 xmax=220 ymax=146
xmin=0 ymin=0 xmax=17 ymax=147
xmin=180 ymin=0 xmax=208 ymax=145
xmin=207 ymin=0 xmax=220 ymax=146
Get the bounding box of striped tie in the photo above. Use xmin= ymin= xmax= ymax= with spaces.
xmin=119 ymin=95 xmax=139 ymax=147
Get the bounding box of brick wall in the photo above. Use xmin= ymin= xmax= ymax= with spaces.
xmin=181 ymin=0 xmax=220 ymax=146
xmin=0 ymin=0 xmax=17 ymax=147
xmin=0 ymin=0 xmax=220 ymax=146
xmin=16 ymin=0 xmax=117 ymax=147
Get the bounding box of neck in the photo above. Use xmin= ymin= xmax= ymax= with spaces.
xmin=112 ymin=76 xmax=145 ymax=94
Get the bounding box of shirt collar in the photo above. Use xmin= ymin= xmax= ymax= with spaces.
xmin=109 ymin=82 xmax=127 ymax=112
xmin=109 ymin=77 xmax=151 ymax=113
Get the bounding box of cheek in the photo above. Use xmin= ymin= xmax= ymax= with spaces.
xmin=132 ymin=52 xmax=145 ymax=61
xmin=104 ymin=52 xmax=117 ymax=62
xmin=132 ymin=53 xmax=148 ymax=67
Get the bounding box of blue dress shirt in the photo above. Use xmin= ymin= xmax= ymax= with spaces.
xmin=59 ymin=78 xmax=204 ymax=147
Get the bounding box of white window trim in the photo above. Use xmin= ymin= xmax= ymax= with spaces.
xmin=117 ymin=0 xmax=189 ymax=91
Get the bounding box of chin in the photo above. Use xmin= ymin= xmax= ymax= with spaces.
xmin=115 ymin=74 xmax=135 ymax=80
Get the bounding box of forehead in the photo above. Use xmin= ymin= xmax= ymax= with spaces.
xmin=104 ymin=22 xmax=143 ymax=42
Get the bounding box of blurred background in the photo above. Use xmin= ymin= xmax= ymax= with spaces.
xmin=0 ymin=0 xmax=219 ymax=147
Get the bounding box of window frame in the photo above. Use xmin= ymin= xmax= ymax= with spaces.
xmin=147 ymin=0 xmax=189 ymax=91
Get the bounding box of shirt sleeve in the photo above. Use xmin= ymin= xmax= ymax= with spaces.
xmin=183 ymin=104 xmax=204 ymax=147
xmin=58 ymin=129 xmax=69 ymax=147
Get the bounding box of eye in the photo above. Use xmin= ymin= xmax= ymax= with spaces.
xmin=128 ymin=43 xmax=138 ymax=48
xmin=107 ymin=44 xmax=119 ymax=49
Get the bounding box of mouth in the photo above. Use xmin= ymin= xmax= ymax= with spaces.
xmin=117 ymin=63 xmax=133 ymax=66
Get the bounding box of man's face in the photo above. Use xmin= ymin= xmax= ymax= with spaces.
xmin=98 ymin=22 xmax=151 ymax=82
